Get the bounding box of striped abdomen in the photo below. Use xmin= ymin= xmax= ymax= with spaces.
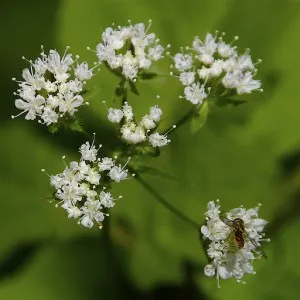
xmin=234 ymin=229 xmax=245 ymax=249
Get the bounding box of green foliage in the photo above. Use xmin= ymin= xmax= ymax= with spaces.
xmin=190 ymin=101 xmax=209 ymax=134
xmin=2 ymin=0 xmax=300 ymax=299
xmin=128 ymin=80 xmax=140 ymax=96
xmin=139 ymin=72 xmax=158 ymax=80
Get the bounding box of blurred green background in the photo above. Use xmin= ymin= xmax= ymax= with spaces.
xmin=2 ymin=0 xmax=300 ymax=299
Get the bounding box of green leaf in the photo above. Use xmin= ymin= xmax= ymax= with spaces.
xmin=82 ymin=87 xmax=102 ymax=102
xmin=190 ymin=101 xmax=209 ymax=134
xmin=215 ymin=97 xmax=248 ymax=107
xmin=133 ymin=145 xmax=161 ymax=157
xmin=48 ymin=123 xmax=60 ymax=134
xmin=114 ymin=86 xmax=125 ymax=97
xmin=139 ymin=72 xmax=158 ymax=80
xmin=67 ymin=119 xmax=84 ymax=133
xmin=128 ymin=81 xmax=140 ymax=95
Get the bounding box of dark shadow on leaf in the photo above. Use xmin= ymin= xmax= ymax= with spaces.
xmin=151 ymin=260 xmax=209 ymax=300
xmin=0 ymin=240 xmax=44 ymax=283
xmin=268 ymin=148 xmax=300 ymax=236
xmin=0 ymin=0 xmax=60 ymax=122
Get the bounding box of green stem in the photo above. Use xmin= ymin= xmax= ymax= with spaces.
xmin=163 ymin=100 xmax=205 ymax=136
xmin=132 ymin=170 xmax=201 ymax=231
xmin=121 ymin=81 xmax=128 ymax=107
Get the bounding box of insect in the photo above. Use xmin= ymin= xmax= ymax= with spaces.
xmin=222 ymin=217 xmax=267 ymax=258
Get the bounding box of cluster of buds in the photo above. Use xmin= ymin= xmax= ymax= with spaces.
xmin=170 ymin=32 xmax=262 ymax=105
xmin=42 ymin=136 xmax=132 ymax=229
xmin=201 ymin=200 xmax=269 ymax=287
xmin=12 ymin=47 xmax=94 ymax=125
xmin=105 ymin=101 xmax=175 ymax=148
xmin=95 ymin=20 xmax=166 ymax=81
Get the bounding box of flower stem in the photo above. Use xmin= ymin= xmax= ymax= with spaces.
xmin=132 ymin=170 xmax=201 ymax=231
xmin=163 ymin=100 xmax=205 ymax=136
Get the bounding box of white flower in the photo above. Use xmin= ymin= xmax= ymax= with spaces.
xmin=201 ymin=200 xmax=269 ymax=287
xmin=184 ymin=82 xmax=207 ymax=105
xmin=204 ymin=264 xmax=216 ymax=277
xmin=149 ymin=133 xmax=170 ymax=147
xmin=75 ymin=62 xmax=94 ymax=81
xmin=47 ymin=95 xmax=60 ymax=109
xmin=122 ymin=102 xmax=134 ymax=121
xmin=174 ymin=53 xmax=193 ymax=72
xmin=41 ymin=107 xmax=58 ymax=125
xmin=46 ymin=140 xmax=131 ymax=229
xmin=98 ymin=157 xmax=114 ymax=171
xmin=148 ymin=45 xmax=164 ymax=60
xmin=222 ymin=71 xmax=240 ymax=89
xmin=193 ymin=33 xmax=218 ymax=65
xmin=99 ymin=191 xmax=115 ymax=208
xmin=62 ymin=202 xmax=82 ymax=219
xmin=56 ymin=183 xmax=83 ymax=204
xmin=50 ymin=174 xmax=64 ymax=189
xmin=218 ymin=42 xmax=236 ymax=58
xmin=222 ymin=71 xmax=261 ymax=94
xmin=198 ymin=66 xmax=211 ymax=80
xmin=149 ymin=105 xmax=163 ymax=122
xmin=96 ymin=43 xmax=115 ymax=62
xmin=58 ymin=93 xmax=83 ymax=116
xmin=79 ymin=141 xmax=98 ymax=162
xmin=210 ymin=60 xmax=224 ymax=77
xmin=122 ymin=61 xmax=138 ymax=80
xmin=14 ymin=94 xmax=45 ymax=120
xmin=236 ymin=54 xmax=255 ymax=71
xmin=85 ymin=168 xmax=101 ymax=185
xmin=80 ymin=200 xmax=104 ymax=228
xmin=140 ymin=115 xmax=156 ymax=130
xmin=201 ymin=218 xmax=230 ymax=241
xmin=179 ymin=71 xmax=195 ymax=86
xmin=95 ymin=21 xmax=165 ymax=80
xmin=109 ymin=165 xmax=128 ymax=182
xmin=47 ymin=49 xmax=73 ymax=82
xmin=108 ymin=102 xmax=170 ymax=147
xmin=171 ymin=32 xmax=262 ymax=105
xmin=121 ymin=124 xmax=147 ymax=144
xmin=138 ymin=56 xmax=152 ymax=69
xmin=108 ymin=108 xmax=124 ymax=123
xmin=12 ymin=47 xmax=93 ymax=126
xmin=235 ymin=72 xmax=261 ymax=94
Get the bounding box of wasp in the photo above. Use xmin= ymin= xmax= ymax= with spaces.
xmin=222 ymin=217 xmax=267 ymax=258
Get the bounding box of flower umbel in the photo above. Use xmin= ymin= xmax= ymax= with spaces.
xmin=170 ymin=32 xmax=262 ymax=105
xmin=105 ymin=101 xmax=173 ymax=148
xmin=42 ymin=137 xmax=130 ymax=229
xmin=201 ymin=200 xmax=269 ymax=287
xmin=95 ymin=20 xmax=166 ymax=81
xmin=12 ymin=46 xmax=94 ymax=126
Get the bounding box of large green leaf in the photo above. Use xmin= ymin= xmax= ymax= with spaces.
xmin=2 ymin=0 xmax=300 ymax=299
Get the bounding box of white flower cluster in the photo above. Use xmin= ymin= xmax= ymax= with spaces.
xmin=44 ymin=139 xmax=130 ymax=229
xmin=12 ymin=47 xmax=94 ymax=125
xmin=171 ymin=33 xmax=262 ymax=105
xmin=96 ymin=20 xmax=165 ymax=81
xmin=107 ymin=101 xmax=173 ymax=148
xmin=201 ymin=200 xmax=269 ymax=287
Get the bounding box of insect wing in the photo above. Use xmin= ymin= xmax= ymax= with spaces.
xmin=244 ymin=231 xmax=267 ymax=259
xmin=222 ymin=217 xmax=235 ymax=227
